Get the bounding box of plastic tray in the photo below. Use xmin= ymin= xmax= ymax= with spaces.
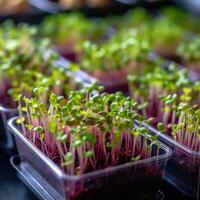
xmin=10 ymin=155 xmax=62 ymax=200
xmin=142 ymin=124 xmax=200 ymax=199
xmin=8 ymin=117 xmax=171 ymax=200
xmin=10 ymin=155 xmax=166 ymax=200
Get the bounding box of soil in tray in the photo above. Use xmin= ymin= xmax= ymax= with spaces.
xmin=66 ymin=163 xmax=163 ymax=200
xmin=73 ymin=175 xmax=162 ymax=200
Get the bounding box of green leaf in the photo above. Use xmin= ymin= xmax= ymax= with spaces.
xmin=157 ymin=122 xmax=164 ymax=132
xmin=16 ymin=117 xmax=25 ymax=124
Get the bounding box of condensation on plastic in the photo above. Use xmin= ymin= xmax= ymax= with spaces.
xmin=143 ymin=124 xmax=200 ymax=199
xmin=8 ymin=117 xmax=171 ymax=200
xmin=0 ymin=105 xmax=17 ymax=151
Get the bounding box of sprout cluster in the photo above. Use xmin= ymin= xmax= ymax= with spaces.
xmin=177 ymin=37 xmax=200 ymax=63
xmin=128 ymin=63 xmax=200 ymax=150
xmin=17 ymin=83 xmax=158 ymax=175
xmin=109 ymin=7 xmax=200 ymax=59
xmin=161 ymin=6 xmax=200 ymax=34
xmin=150 ymin=17 xmax=183 ymax=50
xmin=128 ymin=64 xmax=198 ymax=104
xmin=0 ymin=23 xmax=76 ymax=107
xmin=171 ymin=103 xmax=200 ymax=151
xmin=40 ymin=12 xmax=107 ymax=47
xmin=121 ymin=7 xmax=153 ymax=29
xmin=81 ymin=29 xmax=151 ymax=73
xmin=123 ymin=6 xmax=200 ymax=55
xmin=159 ymin=99 xmax=200 ymax=152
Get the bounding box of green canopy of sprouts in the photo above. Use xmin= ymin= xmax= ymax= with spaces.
xmin=40 ymin=12 xmax=106 ymax=46
xmin=128 ymin=64 xmax=196 ymax=101
xmin=121 ymin=7 xmax=153 ymax=29
xmin=159 ymin=96 xmax=200 ymax=151
xmin=0 ymin=22 xmax=53 ymax=77
xmin=9 ymin=67 xmax=76 ymax=104
xmin=17 ymin=84 xmax=159 ymax=175
xmin=150 ymin=17 xmax=183 ymax=49
xmin=81 ymin=29 xmax=151 ymax=73
xmin=161 ymin=6 xmax=200 ymax=34
xmin=128 ymin=64 xmax=200 ymax=119
xmin=177 ymin=37 xmax=200 ymax=63
xmin=0 ymin=23 xmax=76 ymax=107
xmin=172 ymin=103 xmax=200 ymax=151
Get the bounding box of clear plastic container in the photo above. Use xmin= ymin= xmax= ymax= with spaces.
xmin=0 ymin=104 xmax=17 ymax=152
xmin=10 ymin=155 xmax=166 ymax=200
xmin=8 ymin=117 xmax=171 ymax=200
xmin=145 ymin=124 xmax=200 ymax=199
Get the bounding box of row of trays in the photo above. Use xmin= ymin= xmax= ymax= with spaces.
xmin=0 ymin=52 xmax=199 ymax=200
